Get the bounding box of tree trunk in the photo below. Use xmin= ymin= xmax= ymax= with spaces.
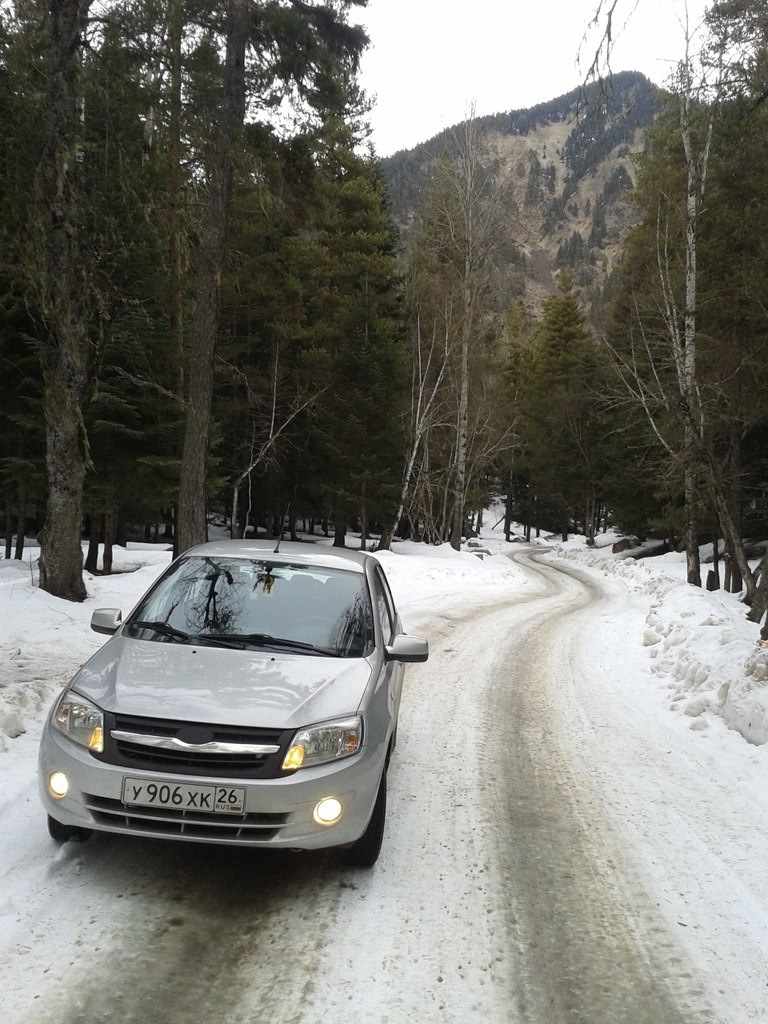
xmin=747 ymin=550 xmax=768 ymax=627
xmin=360 ymin=484 xmax=369 ymax=551
xmin=14 ymin=490 xmax=27 ymax=560
xmin=504 ymin=471 xmax=513 ymax=542
xmin=449 ymin=268 xmax=470 ymax=552
xmin=377 ymin=525 xmax=392 ymax=550
xmin=333 ymin=509 xmax=346 ymax=548
xmin=728 ymin=549 xmax=743 ymax=594
xmin=710 ymin=513 xmax=720 ymax=591
xmin=4 ymin=492 xmax=11 ymax=559
xmin=585 ymin=488 xmax=596 ymax=546
xmin=678 ymin=64 xmax=710 ymax=591
xmin=727 ymin=421 xmax=743 ymax=593
xmin=707 ymin=473 xmax=755 ymax=604
xmin=385 ymin=311 xmax=451 ymax=551
xmin=102 ymin=495 xmax=116 ymax=575
xmin=683 ymin=456 xmax=701 ymax=586
xmin=84 ymin=518 xmax=100 ymax=573
xmin=39 ymin=364 xmax=88 ymax=598
xmin=176 ymin=0 xmax=247 ymax=555
xmin=36 ymin=0 xmax=93 ymax=602
xmin=168 ymin=0 xmax=184 ymax=400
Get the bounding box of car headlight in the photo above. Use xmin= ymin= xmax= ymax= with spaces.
xmin=282 ymin=716 xmax=362 ymax=771
xmin=52 ymin=691 xmax=104 ymax=753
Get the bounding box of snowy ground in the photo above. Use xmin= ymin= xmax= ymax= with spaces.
xmin=1 ymin=519 xmax=767 ymax=1022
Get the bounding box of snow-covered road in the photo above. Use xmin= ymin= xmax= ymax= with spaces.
xmin=2 ymin=542 xmax=767 ymax=1023
xmin=488 ymin=553 xmax=712 ymax=1023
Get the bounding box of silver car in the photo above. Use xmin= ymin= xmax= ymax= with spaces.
xmin=38 ymin=540 xmax=428 ymax=867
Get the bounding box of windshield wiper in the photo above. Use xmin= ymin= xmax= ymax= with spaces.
xmin=222 ymin=633 xmax=337 ymax=656
xmin=133 ymin=623 xmax=254 ymax=650
xmin=195 ymin=632 xmax=258 ymax=650
xmin=130 ymin=622 xmax=336 ymax=655
xmin=131 ymin=620 xmax=191 ymax=642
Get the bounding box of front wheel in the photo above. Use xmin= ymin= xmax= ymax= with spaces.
xmin=343 ymin=773 xmax=387 ymax=868
xmin=47 ymin=815 xmax=93 ymax=843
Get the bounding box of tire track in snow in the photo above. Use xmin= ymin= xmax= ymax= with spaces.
xmin=488 ymin=551 xmax=720 ymax=1023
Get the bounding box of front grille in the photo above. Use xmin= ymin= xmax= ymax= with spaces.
xmin=86 ymin=794 xmax=289 ymax=842
xmin=96 ymin=713 xmax=292 ymax=778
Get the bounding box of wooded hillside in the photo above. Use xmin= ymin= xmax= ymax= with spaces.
xmin=381 ymin=71 xmax=658 ymax=311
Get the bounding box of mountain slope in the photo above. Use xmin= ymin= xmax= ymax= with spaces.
xmin=380 ymin=71 xmax=661 ymax=311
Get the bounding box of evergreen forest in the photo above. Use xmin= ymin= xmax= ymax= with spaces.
xmin=1 ymin=0 xmax=767 ymax=636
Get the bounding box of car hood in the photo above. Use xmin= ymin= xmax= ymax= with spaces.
xmin=69 ymin=635 xmax=374 ymax=729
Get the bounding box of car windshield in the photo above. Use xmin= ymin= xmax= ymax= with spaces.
xmin=125 ymin=556 xmax=375 ymax=658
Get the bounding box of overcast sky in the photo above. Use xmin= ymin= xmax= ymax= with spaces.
xmin=356 ymin=0 xmax=711 ymax=156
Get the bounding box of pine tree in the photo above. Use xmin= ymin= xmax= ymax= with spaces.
xmin=518 ymin=271 xmax=605 ymax=541
xmin=303 ymin=138 xmax=407 ymax=548
xmin=176 ymin=0 xmax=369 ymax=553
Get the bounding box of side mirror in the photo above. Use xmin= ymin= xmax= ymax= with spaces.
xmin=385 ymin=634 xmax=429 ymax=663
xmin=91 ymin=608 xmax=123 ymax=635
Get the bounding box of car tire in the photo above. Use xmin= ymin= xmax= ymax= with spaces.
xmin=47 ymin=815 xmax=93 ymax=843
xmin=343 ymin=772 xmax=386 ymax=868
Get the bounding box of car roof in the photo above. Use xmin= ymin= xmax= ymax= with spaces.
xmin=182 ymin=538 xmax=371 ymax=573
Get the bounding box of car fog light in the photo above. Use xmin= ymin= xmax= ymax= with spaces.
xmin=313 ymin=797 xmax=343 ymax=826
xmin=49 ymin=771 xmax=69 ymax=798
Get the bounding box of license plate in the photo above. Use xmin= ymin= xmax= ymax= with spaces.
xmin=122 ymin=777 xmax=245 ymax=815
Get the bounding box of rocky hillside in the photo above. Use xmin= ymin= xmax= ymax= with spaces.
xmin=380 ymin=71 xmax=660 ymax=312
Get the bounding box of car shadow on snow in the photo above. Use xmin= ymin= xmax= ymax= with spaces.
xmin=36 ymin=833 xmax=360 ymax=1024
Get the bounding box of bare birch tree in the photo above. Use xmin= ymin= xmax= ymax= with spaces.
xmin=380 ymin=286 xmax=452 ymax=549
xmin=226 ymin=347 xmax=328 ymax=539
xmin=589 ymin=2 xmax=708 ymax=585
xmin=671 ymin=48 xmax=712 ymax=586
xmin=418 ymin=111 xmax=509 ymax=550
xmin=596 ymin=3 xmax=765 ymax=609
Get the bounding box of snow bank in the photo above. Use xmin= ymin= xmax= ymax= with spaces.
xmin=552 ymin=534 xmax=768 ymax=745
xmin=0 ymin=545 xmax=173 ymax=749
xmin=374 ymin=539 xmax=526 ymax=623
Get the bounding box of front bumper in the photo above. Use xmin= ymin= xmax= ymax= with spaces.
xmin=39 ymin=723 xmax=386 ymax=850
